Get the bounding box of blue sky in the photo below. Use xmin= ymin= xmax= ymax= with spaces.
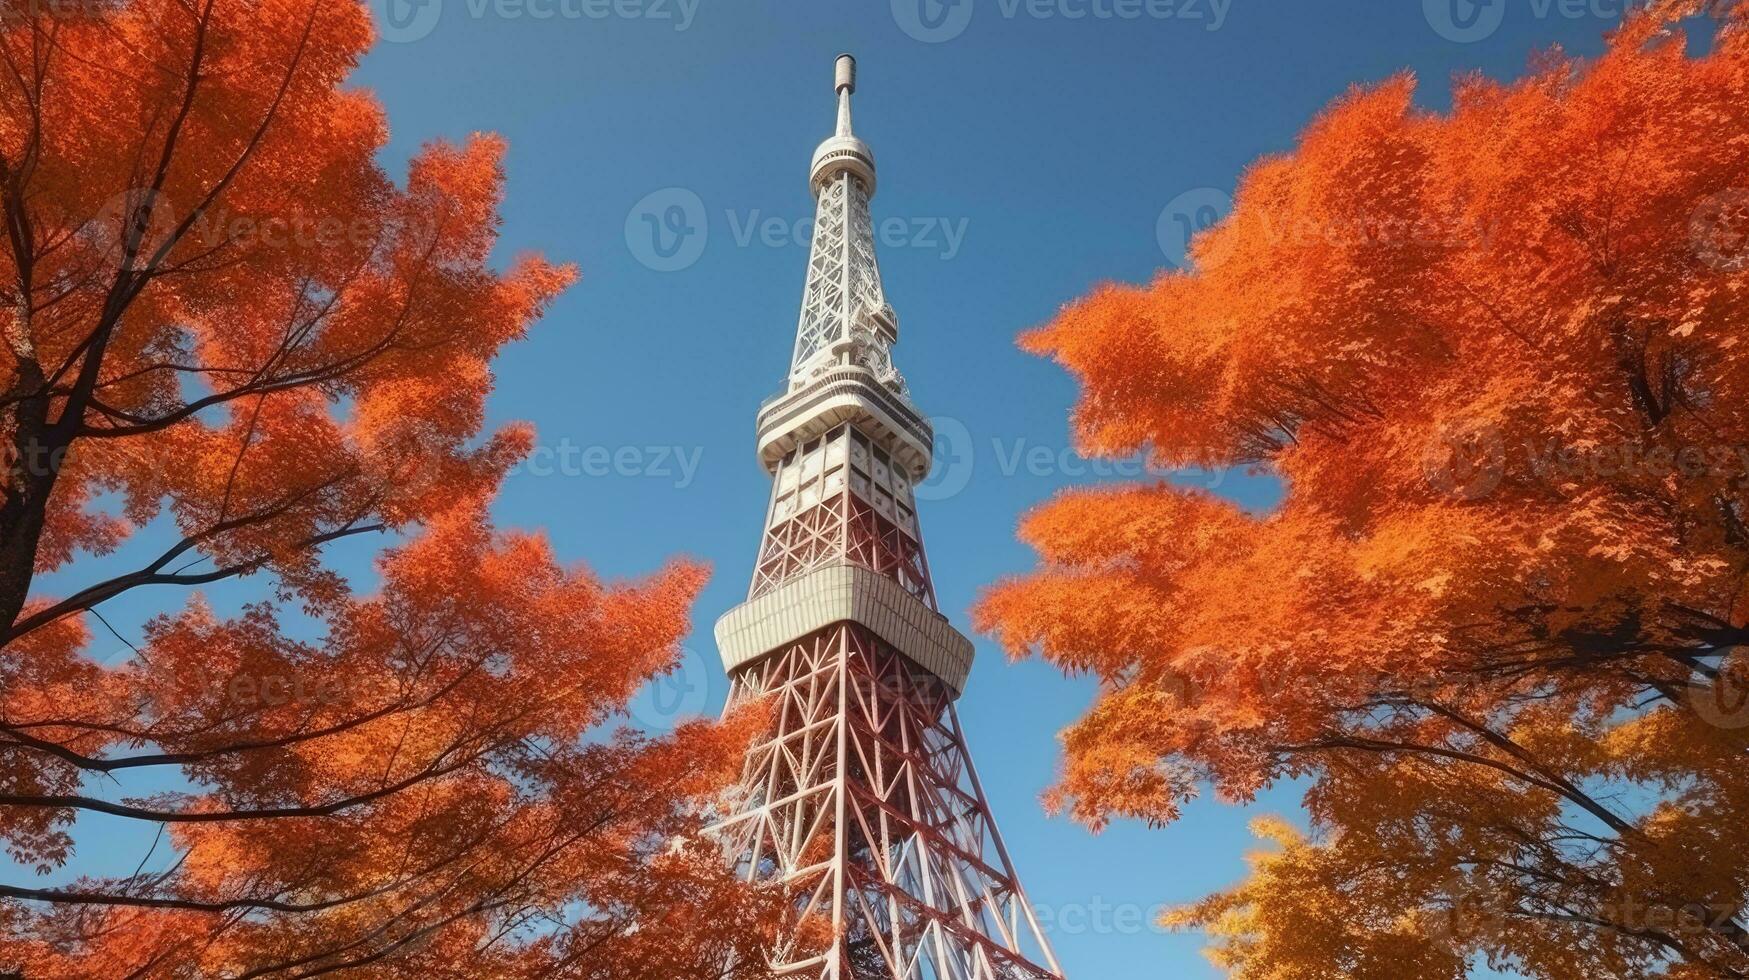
xmin=24 ymin=1 xmax=1662 ymax=976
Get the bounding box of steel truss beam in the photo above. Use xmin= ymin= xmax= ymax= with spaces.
xmin=712 ymin=626 xmax=1064 ymax=980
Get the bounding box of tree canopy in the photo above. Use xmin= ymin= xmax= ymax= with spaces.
xmin=979 ymin=3 xmax=1749 ymax=976
xmin=0 ymin=2 xmax=777 ymax=975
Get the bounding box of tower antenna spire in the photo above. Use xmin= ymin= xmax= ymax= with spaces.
xmin=834 ymin=53 xmax=856 ymax=137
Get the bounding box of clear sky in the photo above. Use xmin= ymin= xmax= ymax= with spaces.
xmin=26 ymin=1 xmax=1658 ymax=977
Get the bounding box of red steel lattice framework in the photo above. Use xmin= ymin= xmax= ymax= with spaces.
xmin=750 ymin=425 xmax=937 ymax=611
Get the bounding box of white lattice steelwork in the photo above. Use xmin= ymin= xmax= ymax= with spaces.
xmin=711 ymin=55 xmax=1065 ymax=980
xmin=789 ymin=56 xmax=900 ymax=392
xmin=792 ymin=177 xmax=899 ymax=389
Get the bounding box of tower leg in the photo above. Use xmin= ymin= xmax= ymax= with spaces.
xmin=712 ymin=625 xmax=1064 ymax=980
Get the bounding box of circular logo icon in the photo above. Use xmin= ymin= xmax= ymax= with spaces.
xmin=1156 ymin=669 xmax=1203 ymax=707
xmin=1156 ymin=187 xmax=1232 ymax=270
xmin=893 ymin=0 xmax=974 ymax=43
xmin=629 ymin=646 xmax=716 ymax=731
xmin=1690 ymin=667 xmax=1749 ymax=730
xmin=89 ymin=188 xmax=181 ymax=263
xmin=1691 ymin=189 xmax=1749 ymax=273
xmin=372 ymin=0 xmax=444 ymax=43
xmin=1424 ymin=0 xmax=1507 ymax=43
xmin=1422 ymin=423 xmax=1507 ymax=501
xmin=626 ymin=187 xmax=708 ymax=273
xmin=914 ymin=415 xmax=975 ymax=502
xmin=1426 ymin=875 xmax=1509 ymax=945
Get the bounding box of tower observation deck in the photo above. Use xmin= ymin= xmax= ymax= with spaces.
xmin=708 ymin=55 xmax=1067 ymax=980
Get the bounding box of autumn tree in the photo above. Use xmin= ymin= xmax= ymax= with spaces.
xmin=978 ymin=3 xmax=1749 ymax=977
xmin=0 ymin=1 xmax=776 ymax=976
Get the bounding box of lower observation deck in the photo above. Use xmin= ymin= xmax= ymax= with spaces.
xmin=715 ymin=562 xmax=974 ymax=695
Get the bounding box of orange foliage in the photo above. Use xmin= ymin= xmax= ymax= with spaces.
xmin=0 ymin=2 xmax=777 ymax=976
xmin=980 ymin=3 xmax=1749 ymax=977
